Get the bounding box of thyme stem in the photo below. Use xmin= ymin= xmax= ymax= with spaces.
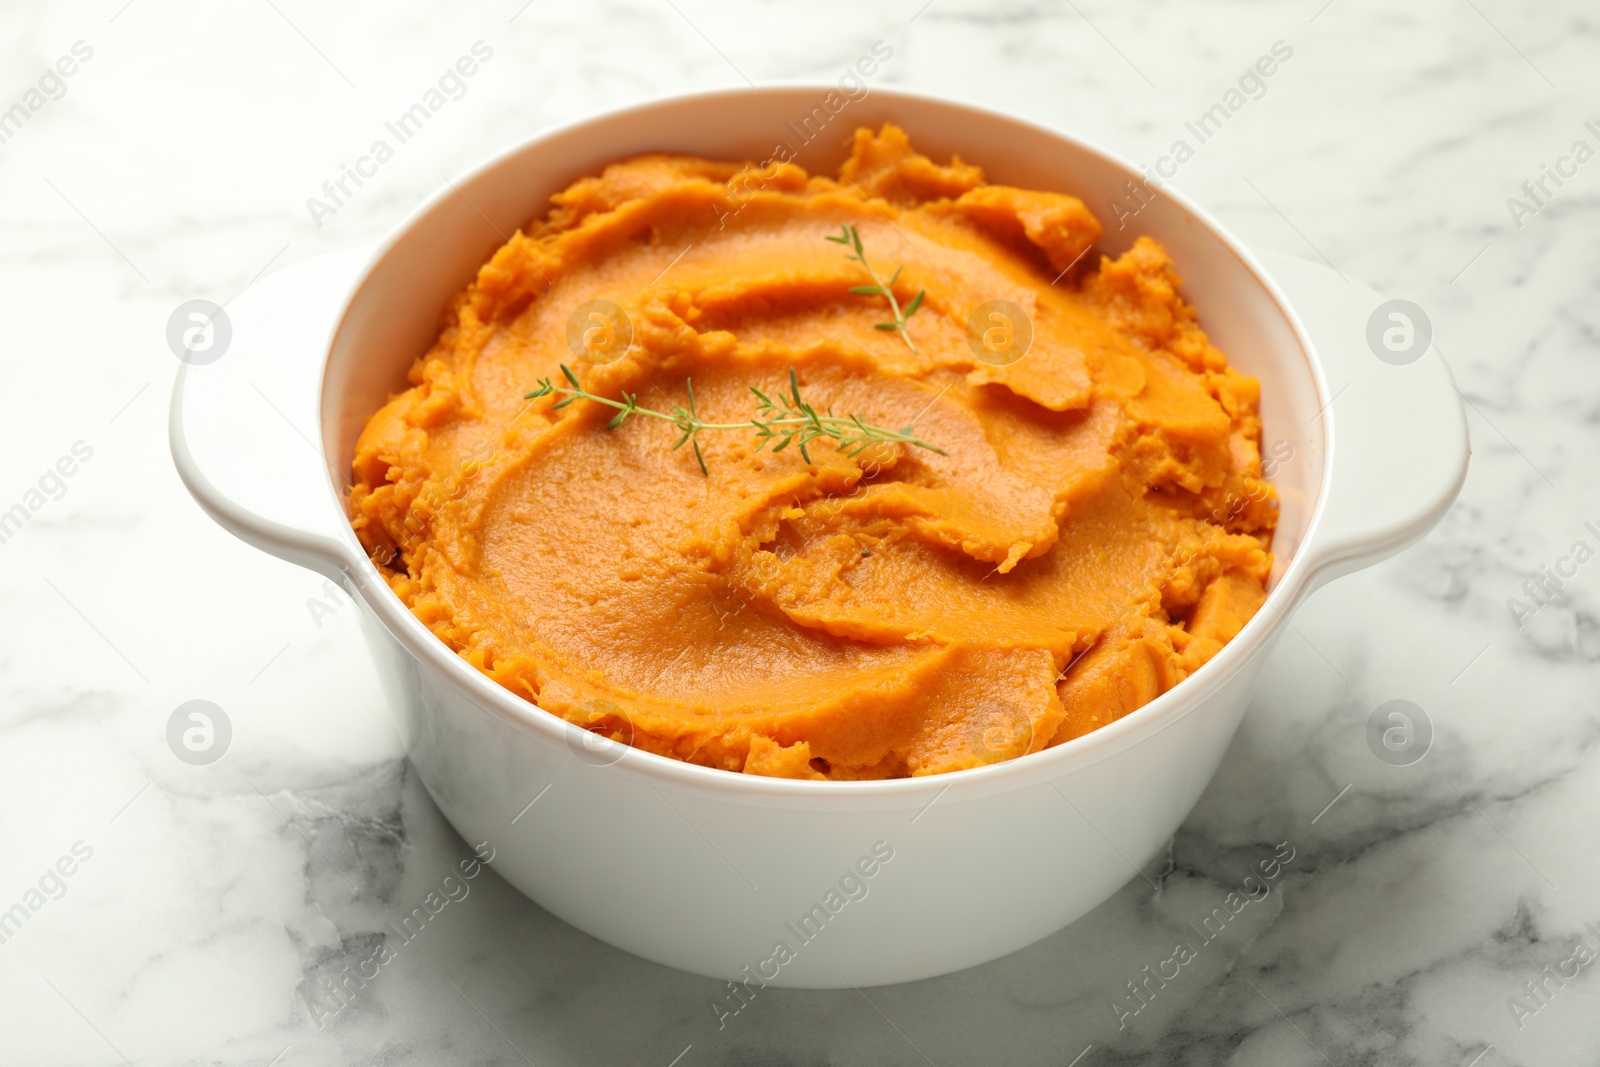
xmin=524 ymin=364 xmax=945 ymax=473
xmin=827 ymin=223 xmax=927 ymax=352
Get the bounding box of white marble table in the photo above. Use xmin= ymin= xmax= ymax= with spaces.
xmin=2 ymin=0 xmax=1595 ymax=1063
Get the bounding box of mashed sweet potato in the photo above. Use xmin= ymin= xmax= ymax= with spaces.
xmin=349 ymin=125 xmax=1276 ymax=779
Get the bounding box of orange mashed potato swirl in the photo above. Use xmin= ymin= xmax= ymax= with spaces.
xmin=349 ymin=125 xmax=1276 ymax=780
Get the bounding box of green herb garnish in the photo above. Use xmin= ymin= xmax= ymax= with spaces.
xmin=827 ymin=223 xmax=927 ymax=352
xmin=524 ymin=364 xmax=945 ymax=473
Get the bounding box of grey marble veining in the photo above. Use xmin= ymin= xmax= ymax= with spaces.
xmin=2 ymin=0 xmax=1597 ymax=1063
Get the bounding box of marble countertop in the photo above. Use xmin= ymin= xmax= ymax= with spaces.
xmin=3 ymin=0 xmax=1596 ymax=1063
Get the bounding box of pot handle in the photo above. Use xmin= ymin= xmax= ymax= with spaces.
xmin=1259 ymin=251 xmax=1470 ymax=594
xmin=168 ymin=246 xmax=375 ymax=587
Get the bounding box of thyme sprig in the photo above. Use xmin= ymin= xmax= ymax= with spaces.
xmin=524 ymin=364 xmax=945 ymax=473
xmin=827 ymin=223 xmax=926 ymax=352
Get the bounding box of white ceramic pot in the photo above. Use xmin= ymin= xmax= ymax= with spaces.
xmin=170 ymin=86 xmax=1468 ymax=988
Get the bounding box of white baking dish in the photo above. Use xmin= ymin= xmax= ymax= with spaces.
xmin=169 ymin=86 xmax=1467 ymax=988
